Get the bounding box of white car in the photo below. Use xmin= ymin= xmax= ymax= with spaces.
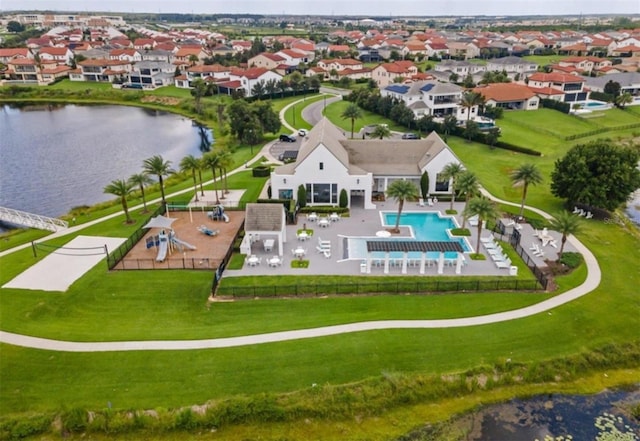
xmin=298 ymin=129 xmax=308 ymax=137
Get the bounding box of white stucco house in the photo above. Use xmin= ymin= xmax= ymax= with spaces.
xmin=381 ymin=80 xmax=477 ymax=120
xmin=270 ymin=118 xmax=463 ymax=210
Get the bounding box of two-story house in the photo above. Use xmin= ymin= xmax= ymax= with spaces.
xmin=72 ymin=58 xmax=132 ymax=83
xmin=248 ymin=52 xmax=286 ymax=70
xmin=109 ymin=48 xmax=142 ymax=63
xmin=127 ymin=61 xmax=175 ymax=88
xmin=527 ymin=72 xmax=588 ymax=103
xmin=371 ymin=61 xmax=418 ymax=87
xmin=218 ymin=67 xmax=283 ymax=97
xmin=486 ymin=56 xmax=538 ymax=76
xmin=38 ymin=47 xmax=74 ymax=65
xmin=381 ymin=80 xmax=473 ymax=119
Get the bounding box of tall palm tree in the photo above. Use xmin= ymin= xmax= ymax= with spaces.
xmin=264 ymin=78 xmax=278 ymax=99
xmin=510 ymin=163 xmax=543 ymax=218
xmin=104 ymin=179 xmax=135 ymax=224
xmin=251 ymin=80 xmax=265 ymax=99
xmin=457 ymin=170 xmax=480 ymax=228
xmin=180 ymin=155 xmax=202 ymax=202
xmin=464 ymin=197 xmax=498 ymax=256
xmin=217 ymin=148 xmax=234 ymax=195
xmin=142 ymin=155 xmax=174 ymax=207
xmin=460 ymin=91 xmax=485 ymax=122
xmin=386 ymin=180 xmax=419 ymax=233
xmin=202 ymin=151 xmax=221 ymax=204
xmin=615 ymin=92 xmax=633 ymax=109
xmin=548 ymin=211 xmax=582 ymax=258
xmin=442 ymin=114 xmax=458 ymax=142
xmin=370 ymin=124 xmax=392 ymax=140
xmin=341 ymin=103 xmax=363 ymax=138
xmin=128 ymin=173 xmax=153 ymax=213
xmin=440 ymin=162 xmax=465 ymax=211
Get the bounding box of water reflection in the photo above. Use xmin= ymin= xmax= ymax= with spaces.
xmin=0 ymin=104 xmax=210 ymax=219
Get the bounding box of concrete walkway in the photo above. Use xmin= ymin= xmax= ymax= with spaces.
xmin=0 ymin=104 xmax=602 ymax=353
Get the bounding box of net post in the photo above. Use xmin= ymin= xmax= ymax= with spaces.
xmin=31 ymin=241 xmax=37 ymax=258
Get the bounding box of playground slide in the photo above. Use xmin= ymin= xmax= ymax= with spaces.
xmin=171 ymin=237 xmax=197 ymax=251
xmin=222 ymin=213 xmax=230 ymax=223
xmin=156 ymin=236 xmax=168 ymax=262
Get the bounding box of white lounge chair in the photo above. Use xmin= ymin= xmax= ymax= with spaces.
xmin=578 ymin=209 xmax=586 ymax=217
xmin=469 ymin=215 xmax=479 ymax=227
xmin=316 ymin=245 xmax=330 ymax=253
xmin=491 ymin=253 xmax=509 ymax=262
xmin=573 ymin=206 xmax=581 ymax=214
xmin=480 ymin=235 xmax=495 ymax=244
xmin=484 ymin=241 xmax=500 ymax=249
xmin=418 ymin=198 xmax=425 ymax=207
xmin=495 ymin=259 xmax=511 ymax=269
xmin=427 ymin=198 xmax=434 ymax=206
xmin=585 ymin=211 xmax=593 ymax=219
xmin=487 ymin=246 xmax=504 ymax=255
xmin=322 ymin=250 xmax=331 ymax=258
xmin=549 ymin=240 xmax=558 ymax=248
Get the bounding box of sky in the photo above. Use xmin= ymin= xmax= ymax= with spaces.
xmin=2 ymin=0 xmax=639 ymax=16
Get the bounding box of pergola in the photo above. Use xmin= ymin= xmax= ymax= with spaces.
xmin=364 ymin=240 xmax=466 ymax=274
xmin=241 ymin=203 xmax=287 ymax=257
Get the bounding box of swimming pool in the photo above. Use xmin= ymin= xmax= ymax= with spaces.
xmin=583 ymin=100 xmax=610 ymax=109
xmin=346 ymin=211 xmax=471 ymax=260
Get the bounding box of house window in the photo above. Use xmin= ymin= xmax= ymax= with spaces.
xmin=278 ymin=189 xmax=293 ymax=200
xmin=319 ymin=162 xmax=324 ymax=170
xmin=435 ymin=172 xmax=449 ymax=192
xmin=305 ymin=183 xmax=337 ymax=204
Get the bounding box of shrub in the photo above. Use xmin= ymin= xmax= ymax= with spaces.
xmin=339 ymin=189 xmax=348 ymax=208
xmin=251 ymin=166 xmax=270 ymax=177
xmin=61 ymin=407 xmax=88 ymax=433
xmin=297 ymin=185 xmax=307 ymax=208
xmin=450 ymin=228 xmax=471 ymax=236
xmin=541 ymin=98 xmax=570 ymax=114
xmin=559 ymin=252 xmax=583 ymax=269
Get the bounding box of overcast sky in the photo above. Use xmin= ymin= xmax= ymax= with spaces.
xmin=2 ymin=0 xmax=639 ymax=16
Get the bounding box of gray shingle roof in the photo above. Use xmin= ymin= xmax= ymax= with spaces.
xmin=244 ymin=203 xmax=284 ymax=232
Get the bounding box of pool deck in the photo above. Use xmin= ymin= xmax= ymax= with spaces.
xmin=223 ymin=200 xmax=577 ymax=279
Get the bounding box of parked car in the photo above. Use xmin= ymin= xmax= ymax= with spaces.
xmin=401 ymin=133 xmax=419 ymax=140
xmin=298 ymin=129 xmax=308 ymax=137
xmin=279 ymin=134 xmax=297 ymax=142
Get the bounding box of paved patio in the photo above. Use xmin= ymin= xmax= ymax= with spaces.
xmin=223 ymin=199 xmax=573 ymax=279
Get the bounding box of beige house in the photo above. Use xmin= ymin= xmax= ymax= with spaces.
xmin=371 ymin=61 xmax=418 ymax=87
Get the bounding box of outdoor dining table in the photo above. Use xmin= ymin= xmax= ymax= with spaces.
xmin=297 ymin=231 xmax=309 ymax=241
xmin=268 ymin=257 xmax=282 ymax=267
xmin=246 ymin=255 xmax=260 ymax=266
xmin=307 ymin=213 xmax=318 ymax=222
xmin=318 ymin=218 xmax=330 ymax=228
xmin=293 ymin=247 xmax=306 ymax=258
xmin=329 ymin=213 xmax=340 ymax=222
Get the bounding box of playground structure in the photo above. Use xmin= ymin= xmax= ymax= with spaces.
xmin=146 ymin=230 xmax=197 ymax=262
xmin=198 ymin=225 xmax=219 ymax=236
xmin=208 ymin=205 xmax=230 ymax=223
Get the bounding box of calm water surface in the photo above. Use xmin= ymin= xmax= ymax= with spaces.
xmin=0 ymin=104 xmax=210 ymax=220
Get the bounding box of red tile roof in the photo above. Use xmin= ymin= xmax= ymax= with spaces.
xmin=528 ymin=72 xmax=585 ymax=83
xmin=473 ymin=83 xmax=537 ymax=102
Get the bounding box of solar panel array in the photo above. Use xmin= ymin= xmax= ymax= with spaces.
xmin=366 ymin=241 xmax=464 ymax=253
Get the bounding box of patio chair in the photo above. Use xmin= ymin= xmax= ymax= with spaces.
xmin=427 ymin=198 xmax=434 ymax=206
xmin=495 ymin=259 xmax=511 ymax=269
xmin=480 ymin=235 xmax=496 ymax=244
xmin=549 ymin=240 xmax=558 ymax=248
xmin=418 ymin=198 xmax=425 ymax=207
xmin=585 ymin=211 xmax=593 ymax=219
xmin=573 ymin=206 xmax=581 ymax=214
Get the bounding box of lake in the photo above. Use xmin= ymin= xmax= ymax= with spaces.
xmin=0 ymin=104 xmax=211 ymax=222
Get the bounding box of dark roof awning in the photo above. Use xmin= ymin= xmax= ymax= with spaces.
xmin=366 ymin=240 xmax=464 ymax=253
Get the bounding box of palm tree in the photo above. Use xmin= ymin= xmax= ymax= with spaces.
xmin=142 ymin=155 xmax=174 ymax=207
xmin=440 ymin=162 xmax=464 ymax=212
xmin=251 ymin=80 xmax=265 ymax=99
xmin=510 ymin=163 xmax=543 ymax=218
xmin=180 ymin=155 xmax=201 ymax=202
xmin=341 ymin=103 xmax=363 ymax=138
xmin=370 ymin=124 xmax=392 ymax=140
xmin=202 ymin=151 xmax=221 ymax=204
xmin=104 ymin=179 xmax=135 ymax=224
xmin=460 ymin=91 xmax=485 ymax=122
xmin=264 ymin=78 xmax=278 ymax=99
xmin=464 ymin=197 xmax=498 ymax=256
xmin=548 ymin=211 xmax=582 ymax=258
xmin=386 ymin=180 xmax=419 ymax=233
xmin=128 ymin=173 xmax=153 ymax=213
xmin=217 ymin=149 xmax=234 ymax=195
xmin=457 ymin=170 xmax=480 ymax=228
xmin=442 ymin=114 xmax=458 ymax=142
xmin=615 ymin=92 xmax=633 ymax=109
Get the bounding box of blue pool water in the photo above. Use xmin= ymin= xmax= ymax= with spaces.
xmin=347 ymin=211 xmax=470 ymax=260
xmin=584 ymin=100 xmax=608 ymax=108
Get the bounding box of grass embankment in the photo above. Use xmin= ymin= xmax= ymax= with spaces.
xmin=1 ymin=344 xmax=638 ymax=440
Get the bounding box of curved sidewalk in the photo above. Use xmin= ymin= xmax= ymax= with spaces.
xmin=0 ymin=194 xmax=601 ymax=352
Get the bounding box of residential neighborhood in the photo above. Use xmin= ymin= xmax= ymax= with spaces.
xmin=1 ymin=7 xmax=640 ymax=441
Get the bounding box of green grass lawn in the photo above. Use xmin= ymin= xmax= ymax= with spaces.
xmin=573 ymin=107 xmax=640 ymax=127
xmin=324 ymin=100 xmax=407 ymax=134
xmin=522 ymin=54 xmax=570 ymax=66
xmin=283 ymin=94 xmax=326 ymax=130
xmin=48 ymin=79 xmax=113 ymax=91
xmin=1 ymin=97 xmax=639 ymax=426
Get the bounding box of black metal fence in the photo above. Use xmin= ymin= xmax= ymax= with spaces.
xmin=115 ymin=257 xmax=218 ymax=270
xmin=106 ymin=205 xmax=164 ymax=270
xmin=492 ymin=227 xmax=550 ymax=291
xmin=216 ymin=278 xmax=542 ymax=298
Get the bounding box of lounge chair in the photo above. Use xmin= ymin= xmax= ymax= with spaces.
xmin=480 ymin=235 xmax=495 ymax=244
xmin=322 ymin=250 xmax=331 ymax=258
xmin=418 ymin=198 xmax=425 ymax=207
xmin=578 ymin=209 xmax=586 ymax=217
xmin=316 ymin=245 xmax=330 ymax=253
xmin=491 ymin=252 xmax=509 ymax=262
xmin=495 ymin=259 xmax=511 ymax=269
xmin=549 ymin=240 xmax=558 ymax=248
xmin=573 ymin=206 xmax=581 ymax=214
xmin=427 ymin=198 xmax=434 ymax=206
xmin=484 ymin=241 xmax=500 ymax=249
xmin=585 ymin=211 xmax=593 ymax=219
